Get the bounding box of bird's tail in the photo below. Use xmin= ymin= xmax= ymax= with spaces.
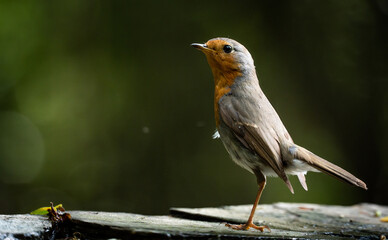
xmin=293 ymin=145 xmax=367 ymax=190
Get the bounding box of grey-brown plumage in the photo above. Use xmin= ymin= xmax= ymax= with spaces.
xmin=217 ymin=70 xmax=367 ymax=192
xmin=192 ymin=37 xmax=367 ymax=231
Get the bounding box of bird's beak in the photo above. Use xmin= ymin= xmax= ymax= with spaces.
xmin=191 ymin=43 xmax=211 ymax=53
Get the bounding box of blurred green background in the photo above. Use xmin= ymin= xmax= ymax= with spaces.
xmin=0 ymin=1 xmax=387 ymax=215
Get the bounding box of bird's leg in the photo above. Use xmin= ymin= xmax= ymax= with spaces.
xmin=225 ymin=172 xmax=270 ymax=232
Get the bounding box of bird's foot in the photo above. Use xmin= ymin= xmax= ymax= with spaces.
xmin=225 ymin=222 xmax=271 ymax=232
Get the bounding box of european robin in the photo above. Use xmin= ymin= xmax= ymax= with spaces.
xmin=192 ymin=37 xmax=367 ymax=232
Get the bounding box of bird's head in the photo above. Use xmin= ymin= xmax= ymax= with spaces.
xmin=191 ymin=37 xmax=255 ymax=79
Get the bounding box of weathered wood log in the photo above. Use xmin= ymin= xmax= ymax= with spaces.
xmin=0 ymin=203 xmax=387 ymax=239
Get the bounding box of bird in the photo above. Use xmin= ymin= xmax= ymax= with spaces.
xmin=191 ymin=37 xmax=367 ymax=232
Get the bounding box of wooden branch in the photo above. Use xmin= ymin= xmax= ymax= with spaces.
xmin=1 ymin=203 xmax=387 ymax=239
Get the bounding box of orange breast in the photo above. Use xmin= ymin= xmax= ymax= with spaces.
xmin=213 ymin=70 xmax=242 ymax=126
xmin=203 ymin=39 xmax=243 ymax=127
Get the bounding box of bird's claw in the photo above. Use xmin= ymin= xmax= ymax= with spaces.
xmin=225 ymin=222 xmax=271 ymax=232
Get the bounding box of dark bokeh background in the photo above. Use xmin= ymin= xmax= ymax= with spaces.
xmin=0 ymin=1 xmax=387 ymax=215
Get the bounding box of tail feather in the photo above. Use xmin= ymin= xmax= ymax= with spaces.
xmin=297 ymin=173 xmax=308 ymax=191
xmin=294 ymin=145 xmax=367 ymax=190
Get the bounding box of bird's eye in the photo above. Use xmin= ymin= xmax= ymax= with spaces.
xmin=223 ymin=45 xmax=233 ymax=53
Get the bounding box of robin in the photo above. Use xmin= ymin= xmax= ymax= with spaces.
xmin=191 ymin=37 xmax=367 ymax=232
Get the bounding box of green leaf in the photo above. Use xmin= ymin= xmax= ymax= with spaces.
xmin=30 ymin=204 xmax=64 ymax=215
xmin=30 ymin=206 xmax=50 ymax=215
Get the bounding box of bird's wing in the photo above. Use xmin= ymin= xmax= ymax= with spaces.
xmin=218 ymin=96 xmax=294 ymax=193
